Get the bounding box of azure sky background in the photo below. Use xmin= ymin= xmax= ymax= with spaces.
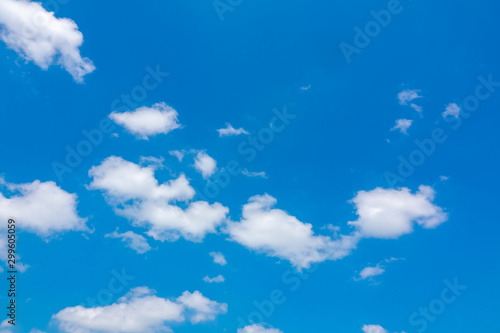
xmin=0 ymin=0 xmax=499 ymax=332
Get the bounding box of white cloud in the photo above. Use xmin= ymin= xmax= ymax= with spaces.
xmin=203 ymin=274 xmax=225 ymax=283
xmin=410 ymin=103 xmax=422 ymax=112
xmin=238 ymin=324 xmax=283 ymax=333
xmin=193 ymin=151 xmax=217 ymax=179
xmin=358 ymin=264 xmax=385 ymax=280
xmin=227 ymin=194 xmax=359 ymax=269
xmin=105 ymin=229 xmax=151 ymax=254
xmin=362 ymin=325 xmax=389 ymax=333
xmin=53 ymin=287 xmax=227 ymax=333
xmin=217 ymin=123 xmax=249 ymax=137
xmin=0 ymin=0 xmax=95 ymax=82
xmin=242 ymin=169 xmax=267 ymax=178
xmin=0 ymin=177 xmax=87 ymax=237
xmin=89 ymin=156 xmax=228 ymax=242
xmin=29 ymin=329 xmax=46 ymax=333
xmin=109 ymin=102 xmax=181 ymax=140
xmin=442 ymin=103 xmax=461 ymax=118
xmin=391 ymin=119 xmax=413 ymax=134
xmin=209 ymin=252 xmax=227 ymax=266
xmin=169 ymin=150 xmax=186 ymax=162
xmin=348 ymin=186 xmax=447 ymax=239
xmin=398 ymin=89 xmax=421 ymax=105
xmin=300 ymin=85 xmax=311 ymax=91
xmin=177 ymin=290 xmax=228 ymax=323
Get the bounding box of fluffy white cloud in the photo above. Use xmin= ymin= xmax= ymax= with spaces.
xmin=398 ymin=89 xmax=421 ymax=105
xmin=0 ymin=0 xmax=95 ymax=81
xmin=227 ymin=194 xmax=359 ymax=269
xmin=0 ymin=177 xmax=87 ymax=236
xmin=89 ymin=156 xmax=228 ymax=242
xmin=358 ymin=264 xmax=385 ymax=280
xmin=193 ymin=151 xmax=217 ymax=179
xmin=53 ymin=287 xmax=227 ymax=333
xmin=442 ymin=103 xmax=461 ymax=118
xmin=242 ymin=169 xmax=267 ymax=178
xmin=105 ymin=230 xmax=151 ymax=254
xmin=391 ymin=119 xmax=413 ymax=134
xmin=217 ymin=123 xmax=249 ymax=137
xmin=362 ymin=325 xmax=389 ymax=333
xmin=349 ymin=186 xmax=447 ymax=239
xmin=109 ymin=102 xmax=181 ymax=140
xmin=409 ymin=103 xmax=423 ymax=113
xmin=209 ymin=252 xmax=227 ymax=266
xmin=203 ymin=274 xmax=225 ymax=283
xmin=238 ymin=324 xmax=283 ymax=333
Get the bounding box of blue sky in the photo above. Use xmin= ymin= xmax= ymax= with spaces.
xmin=0 ymin=0 xmax=499 ymax=332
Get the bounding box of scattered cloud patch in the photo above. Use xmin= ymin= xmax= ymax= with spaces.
xmin=300 ymin=85 xmax=311 ymax=91
xmin=410 ymin=103 xmax=423 ymax=113
xmin=238 ymin=324 xmax=283 ymax=333
xmin=442 ymin=103 xmax=461 ymax=118
xmin=193 ymin=151 xmax=217 ymax=179
xmin=53 ymin=287 xmax=227 ymax=333
xmin=391 ymin=119 xmax=413 ymax=134
xmin=105 ymin=229 xmax=152 ymax=254
xmin=88 ymin=156 xmax=228 ymax=242
xmin=348 ymin=186 xmax=447 ymax=239
xmin=357 ymin=264 xmax=385 ymax=281
xmin=242 ymin=169 xmax=267 ymax=178
xmin=0 ymin=0 xmax=95 ymax=82
xmin=398 ymin=89 xmax=421 ymax=105
xmin=217 ymin=123 xmax=249 ymax=137
xmin=203 ymin=274 xmax=225 ymax=283
xmin=209 ymin=252 xmax=227 ymax=266
xmin=109 ymin=102 xmax=181 ymax=140
xmin=169 ymin=150 xmax=186 ymax=162
xmin=362 ymin=325 xmax=389 ymax=333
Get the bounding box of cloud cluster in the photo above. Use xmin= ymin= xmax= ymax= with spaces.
xmin=109 ymin=102 xmax=181 ymax=140
xmin=89 ymin=156 xmax=228 ymax=242
xmin=391 ymin=119 xmax=413 ymax=134
xmin=193 ymin=151 xmax=217 ymax=179
xmin=53 ymin=287 xmax=227 ymax=333
xmin=227 ymin=194 xmax=359 ymax=269
xmin=0 ymin=0 xmax=95 ymax=81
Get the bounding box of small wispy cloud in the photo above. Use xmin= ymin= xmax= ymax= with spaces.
xmin=442 ymin=103 xmax=461 ymax=118
xmin=300 ymin=85 xmax=311 ymax=91
xmin=242 ymin=169 xmax=267 ymax=178
xmin=410 ymin=103 xmax=423 ymax=113
xmin=105 ymin=229 xmax=152 ymax=254
xmin=209 ymin=252 xmax=227 ymax=266
xmin=398 ymin=89 xmax=422 ymax=105
xmin=391 ymin=119 xmax=413 ymax=134
xmin=217 ymin=123 xmax=249 ymax=137
xmin=203 ymin=275 xmax=225 ymax=283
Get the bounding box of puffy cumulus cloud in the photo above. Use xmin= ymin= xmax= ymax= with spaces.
xmin=203 ymin=274 xmax=225 ymax=283
xmin=209 ymin=252 xmax=227 ymax=266
xmin=398 ymin=89 xmax=421 ymax=105
xmin=177 ymin=290 xmax=228 ymax=323
xmin=53 ymin=287 xmax=227 ymax=333
xmin=217 ymin=123 xmax=249 ymax=137
xmin=88 ymin=156 xmax=228 ymax=242
xmin=442 ymin=103 xmax=461 ymax=118
xmin=238 ymin=324 xmax=283 ymax=333
xmin=227 ymin=194 xmax=359 ymax=269
xmin=0 ymin=177 xmax=87 ymax=237
xmin=349 ymin=186 xmax=447 ymax=239
xmin=193 ymin=151 xmax=217 ymax=179
xmin=109 ymin=102 xmax=181 ymax=140
xmin=105 ymin=229 xmax=151 ymax=254
xmin=391 ymin=119 xmax=413 ymax=134
xmin=0 ymin=0 xmax=94 ymax=82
